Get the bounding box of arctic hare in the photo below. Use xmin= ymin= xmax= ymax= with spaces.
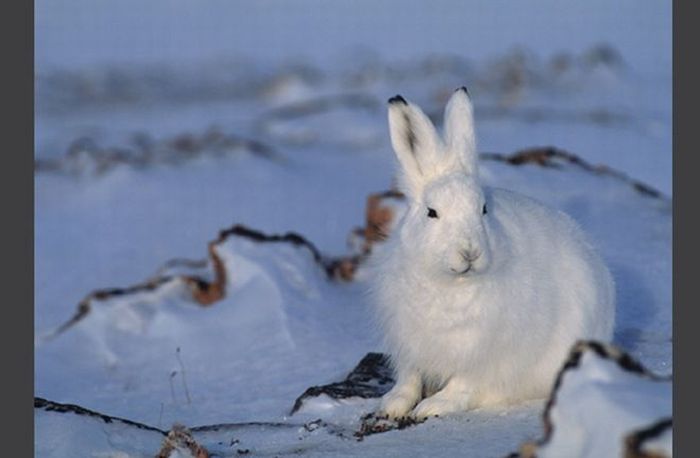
xmin=371 ymin=88 xmax=615 ymax=419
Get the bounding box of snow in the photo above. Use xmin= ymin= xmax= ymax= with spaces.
xmin=35 ymin=1 xmax=671 ymax=456
xmin=535 ymin=344 xmax=672 ymax=458
xmin=35 ymin=403 xmax=164 ymax=458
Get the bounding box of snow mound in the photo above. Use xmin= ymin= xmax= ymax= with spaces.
xmin=35 ymin=397 xmax=166 ymax=458
xmin=517 ymin=341 xmax=672 ymax=458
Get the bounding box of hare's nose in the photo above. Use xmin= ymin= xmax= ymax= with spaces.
xmin=460 ymin=249 xmax=481 ymax=263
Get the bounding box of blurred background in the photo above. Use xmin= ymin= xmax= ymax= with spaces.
xmin=35 ymin=0 xmax=671 ymax=194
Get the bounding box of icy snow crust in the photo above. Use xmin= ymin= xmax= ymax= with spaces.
xmin=35 ymin=2 xmax=670 ymax=456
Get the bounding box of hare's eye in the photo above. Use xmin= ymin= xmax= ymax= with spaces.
xmin=482 ymin=204 xmax=488 ymax=215
xmin=427 ymin=207 xmax=439 ymax=219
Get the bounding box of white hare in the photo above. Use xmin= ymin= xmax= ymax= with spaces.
xmin=371 ymin=88 xmax=615 ymax=419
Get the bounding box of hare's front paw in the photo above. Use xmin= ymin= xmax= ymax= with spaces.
xmin=411 ymin=393 xmax=468 ymax=419
xmin=379 ymin=389 xmax=420 ymax=419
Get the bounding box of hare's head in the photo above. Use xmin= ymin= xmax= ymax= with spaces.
xmin=387 ymin=88 xmax=491 ymax=278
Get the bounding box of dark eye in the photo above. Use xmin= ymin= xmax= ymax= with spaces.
xmin=427 ymin=207 xmax=439 ymax=219
xmin=482 ymin=204 xmax=488 ymax=215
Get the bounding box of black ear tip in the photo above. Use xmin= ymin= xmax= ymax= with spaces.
xmin=388 ymin=94 xmax=407 ymax=105
xmin=456 ymin=86 xmax=470 ymax=96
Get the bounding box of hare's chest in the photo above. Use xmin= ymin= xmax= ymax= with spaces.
xmin=396 ymin=286 xmax=481 ymax=335
xmin=394 ymin=298 xmax=484 ymax=374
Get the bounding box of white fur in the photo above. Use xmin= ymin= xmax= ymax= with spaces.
xmin=371 ymin=89 xmax=615 ymax=419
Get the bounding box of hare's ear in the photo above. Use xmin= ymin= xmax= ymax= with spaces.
xmin=387 ymin=95 xmax=442 ymax=197
xmin=444 ymin=87 xmax=478 ymax=175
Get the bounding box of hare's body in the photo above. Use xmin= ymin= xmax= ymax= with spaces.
xmin=374 ymin=188 xmax=614 ymax=411
xmin=372 ymin=89 xmax=615 ymax=419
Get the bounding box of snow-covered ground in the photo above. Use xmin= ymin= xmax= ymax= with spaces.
xmin=35 ymin=1 xmax=671 ymax=456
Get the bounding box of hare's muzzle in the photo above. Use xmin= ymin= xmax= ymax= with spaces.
xmin=449 ymin=249 xmax=481 ymax=275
